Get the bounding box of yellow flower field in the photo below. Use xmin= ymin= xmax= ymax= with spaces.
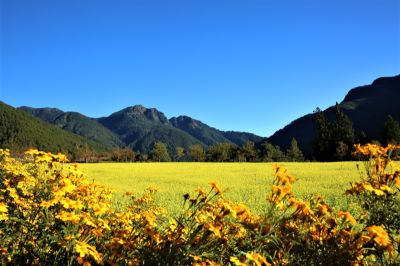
xmin=1 ymin=144 xmax=399 ymax=264
xmin=79 ymin=161 xmax=362 ymax=214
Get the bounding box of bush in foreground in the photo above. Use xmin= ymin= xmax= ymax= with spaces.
xmin=0 ymin=144 xmax=399 ymax=265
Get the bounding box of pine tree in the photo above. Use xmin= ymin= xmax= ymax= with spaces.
xmin=286 ymin=138 xmax=305 ymax=162
xmin=313 ymin=104 xmax=355 ymax=161
xmin=313 ymin=107 xmax=332 ymax=161
xmin=381 ymin=115 xmax=400 ymax=145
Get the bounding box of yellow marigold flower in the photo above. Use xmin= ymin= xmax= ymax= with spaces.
xmin=93 ymin=203 xmax=110 ymax=216
xmin=195 ymin=213 xmax=207 ymax=224
xmin=55 ymin=153 xmax=68 ymax=162
xmin=0 ymin=247 xmax=7 ymax=256
xmin=74 ymin=241 xmax=102 ymax=264
xmin=55 ymin=211 xmax=81 ymax=224
xmin=221 ymin=202 xmax=237 ymax=217
xmin=209 ymin=181 xmax=222 ymax=195
xmin=0 ymin=213 xmax=8 ymax=221
xmin=276 ymin=173 xmax=289 ymax=184
xmin=246 ymin=252 xmax=270 ymax=266
xmin=59 ymin=178 xmax=76 ymax=193
xmin=60 ymin=198 xmax=83 ymax=210
xmin=275 ymin=201 xmax=284 ymax=210
xmin=366 ymin=225 xmax=392 ymax=252
xmin=272 ymin=163 xmax=281 ymax=172
xmin=205 ymin=223 xmax=222 ymax=238
xmin=75 ymin=242 xmax=90 ymax=258
xmin=25 ymin=149 xmax=40 ymax=156
xmin=112 ymin=237 xmax=125 ymax=245
xmin=317 ymin=203 xmax=330 ymax=216
xmin=81 ymin=213 xmax=97 ymax=228
xmin=64 ymin=235 xmax=74 ymax=241
xmin=362 ymin=183 xmax=374 ymax=192
xmin=190 ymin=255 xmax=202 ymax=262
xmin=337 ymin=211 xmax=357 ymax=225
xmin=230 ymin=256 xmax=248 ymax=266
xmin=372 ymin=188 xmax=385 ymax=196
xmin=357 ymin=235 xmax=371 ymax=245
xmin=39 ymin=200 xmax=52 ymax=208
xmin=395 ymin=177 xmax=400 ymax=188
xmin=0 ymin=202 xmax=8 ymax=213
xmin=76 ymin=257 xmax=90 ymax=266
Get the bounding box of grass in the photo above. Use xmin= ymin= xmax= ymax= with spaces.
xmin=79 ymin=162 xmax=366 ymax=215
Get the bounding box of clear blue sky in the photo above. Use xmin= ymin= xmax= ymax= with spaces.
xmin=1 ymin=0 xmax=399 ymax=137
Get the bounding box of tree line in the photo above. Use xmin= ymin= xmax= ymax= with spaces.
xmin=313 ymin=103 xmax=400 ymax=161
xmin=63 ymin=138 xmax=305 ymax=163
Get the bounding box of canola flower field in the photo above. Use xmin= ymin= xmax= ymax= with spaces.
xmin=79 ymin=162 xmax=363 ymax=214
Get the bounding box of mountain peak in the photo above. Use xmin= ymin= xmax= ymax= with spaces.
xmin=342 ymin=74 xmax=400 ymax=103
xmin=170 ymin=115 xmax=201 ymax=128
xmin=113 ymin=105 xmax=170 ymax=125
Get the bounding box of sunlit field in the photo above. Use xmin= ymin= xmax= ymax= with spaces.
xmin=79 ymin=162 xmax=365 ymax=214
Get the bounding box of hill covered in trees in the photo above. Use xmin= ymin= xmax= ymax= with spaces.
xmin=0 ymin=101 xmax=109 ymax=158
xmin=268 ymin=75 xmax=400 ymax=158
xmin=20 ymin=106 xmax=124 ymax=149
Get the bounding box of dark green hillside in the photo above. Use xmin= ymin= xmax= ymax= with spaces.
xmin=169 ymin=116 xmax=231 ymax=145
xmin=221 ymin=131 xmax=262 ymax=146
xmin=19 ymin=107 xmax=123 ymax=149
xmin=98 ymin=105 xmax=203 ymax=152
xmin=0 ymin=102 xmax=108 ymax=155
xmin=19 ymin=106 xmax=64 ymax=123
xmin=268 ymin=75 xmax=400 ymax=157
xmin=170 ymin=116 xmax=263 ymax=146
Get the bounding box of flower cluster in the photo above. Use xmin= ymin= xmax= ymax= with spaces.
xmin=0 ymin=145 xmax=399 ymax=265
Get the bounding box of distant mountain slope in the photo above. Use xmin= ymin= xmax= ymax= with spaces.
xmin=170 ymin=116 xmax=233 ymax=145
xmin=221 ymin=131 xmax=263 ymax=146
xmin=0 ymin=102 xmax=108 ymax=154
xmin=170 ymin=115 xmax=262 ymax=146
xmin=19 ymin=107 xmax=123 ymax=149
xmin=97 ymin=105 xmax=203 ymax=152
xmin=268 ymin=75 xmax=400 ymax=157
xmin=18 ymin=104 xmax=262 ymax=153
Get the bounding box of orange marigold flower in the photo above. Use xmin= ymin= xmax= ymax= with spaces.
xmin=272 ymin=163 xmax=281 ymax=172
xmin=366 ymin=225 xmax=393 ymax=253
xmin=395 ymin=177 xmax=400 ymax=188
xmin=209 ymin=181 xmax=222 ymax=195
xmin=337 ymin=211 xmax=357 ymax=225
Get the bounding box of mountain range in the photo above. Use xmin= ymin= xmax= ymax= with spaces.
xmin=18 ymin=105 xmax=262 ymax=153
xmin=1 ymin=74 xmax=399 ymax=158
